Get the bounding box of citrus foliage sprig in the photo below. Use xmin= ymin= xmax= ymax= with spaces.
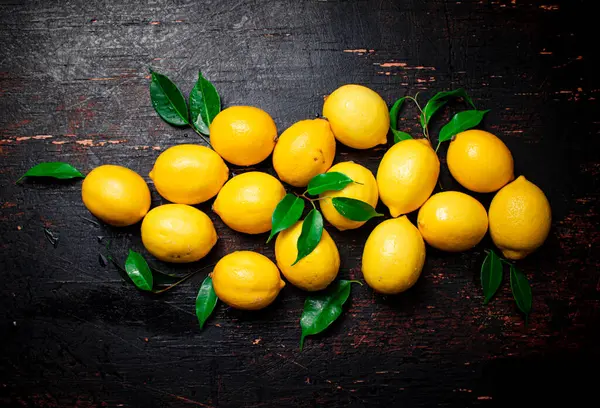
xmin=268 ymin=172 xmax=382 ymax=263
xmin=481 ymin=249 xmax=533 ymax=319
xmin=109 ymin=247 xmax=220 ymax=329
xmin=389 ymin=88 xmax=489 ymax=151
xmin=149 ymin=69 xmax=220 ymax=146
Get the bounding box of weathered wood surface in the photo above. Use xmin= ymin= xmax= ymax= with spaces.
xmin=0 ymin=0 xmax=597 ymax=406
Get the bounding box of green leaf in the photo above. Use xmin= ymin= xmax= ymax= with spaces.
xmin=393 ymin=130 xmax=413 ymax=143
xmin=389 ymin=97 xmax=413 ymax=143
xmin=420 ymin=88 xmax=476 ymax=128
xmin=17 ymin=162 xmax=84 ymax=183
xmin=189 ymin=71 xmax=221 ymax=135
xmin=481 ymin=250 xmax=503 ymax=304
xmin=389 ymin=97 xmax=406 ymax=131
xmin=299 ymin=280 xmax=361 ymax=350
xmin=510 ymin=265 xmax=532 ymax=316
xmin=293 ymin=209 xmax=323 ymax=266
xmin=124 ymin=250 xmax=153 ymax=291
xmin=149 ymin=70 xmax=189 ymax=126
xmin=331 ymin=197 xmax=383 ymax=222
xmin=438 ymin=109 xmax=490 ymax=145
xmin=196 ymin=276 xmax=218 ymax=330
xmin=267 ymin=194 xmax=305 ymax=243
xmin=307 ymin=172 xmax=353 ymax=196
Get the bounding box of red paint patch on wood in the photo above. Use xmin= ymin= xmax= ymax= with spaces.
xmin=76 ymin=139 xmax=94 ymax=146
xmin=379 ymin=62 xmax=407 ymax=67
xmin=343 ymin=49 xmax=375 ymax=55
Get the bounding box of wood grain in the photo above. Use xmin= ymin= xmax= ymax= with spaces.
xmin=0 ymin=0 xmax=598 ymax=406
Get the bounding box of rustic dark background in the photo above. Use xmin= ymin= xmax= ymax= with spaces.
xmin=1 ymin=0 xmax=597 ymax=406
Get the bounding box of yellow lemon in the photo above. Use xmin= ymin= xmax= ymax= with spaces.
xmin=213 ymin=171 xmax=285 ymax=234
xmin=319 ymin=161 xmax=379 ymax=231
xmin=275 ymin=221 xmax=340 ymax=291
xmin=377 ymin=139 xmax=440 ymax=217
xmin=81 ymin=164 xmax=150 ymax=227
xmin=488 ymin=176 xmax=551 ymax=260
xmin=447 ymin=129 xmax=514 ymax=193
xmin=209 ymin=106 xmax=277 ymax=166
xmin=417 ymin=191 xmax=488 ymax=252
xmin=272 ymin=118 xmax=336 ymax=187
xmin=362 ymin=216 xmax=425 ymax=295
xmin=141 ymin=204 xmax=217 ymax=263
xmin=211 ymin=251 xmax=285 ymax=310
xmin=149 ymin=144 xmax=229 ymax=204
xmin=362 ymin=216 xmax=426 ymax=294
xmin=322 ymin=84 xmax=389 ymax=149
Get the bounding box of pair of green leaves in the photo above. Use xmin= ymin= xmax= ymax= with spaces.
xmin=17 ymin=162 xmax=84 ymax=183
xmin=119 ymin=250 xmax=218 ymax=329
xmin=268 ymin=172 xmax=382 ymax=265
xmin=389 ymin=88 xmax=489 ymax=149
xmin=481 ymin=249 xmax=532 ymax=317
xmin=150 ymin=70 xmax=220 ymax=136
xmin=300 ymin=280 xmax=361 ymax=350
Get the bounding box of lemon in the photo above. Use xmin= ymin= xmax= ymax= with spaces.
xmin=149 ymin=144 xmax=229 ymax=204
xmin=272 ymin=118 xmax=336 ymax=187
xmin=81 ymin=164 xmax=150 ymax=227
xmin=447 ymin=129 xmax=514 ymax=193
xmin=209 ymin=106 xmax=277 ymax=166
xmin=322 ymin=84 xmax=389 ymax=149
xmin=417 ymin=191 xmax=488 ymax=252
xmin=211 ymin=251 xmax=285 ymax=310
xmin=377 ymin=139 xmax=440 ymax=217
xmin=319 ymin=161 xmax=379 ymax=231
xmin=362 ymin=216 xmax=425 ymax=294
xmin=213 ymin=171 xmax=285 ymax=234
xmin=488 ymin=176 xmax=551 ymax=260
xmin=141 ymin=204 xmax=217 ymax=263
xmin=275 ymin=221 xmax=340 ymax=291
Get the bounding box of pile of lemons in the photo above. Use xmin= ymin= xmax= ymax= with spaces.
xmin=81 ymin=84 xmax=551 ymax=310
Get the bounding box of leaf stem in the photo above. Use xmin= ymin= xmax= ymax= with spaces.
xmin=191 ymin=126 xmax=212 ymax=147
xmin=435 ymin=142 xmax=441 ymax=153
xmin=151 ymin=272 xmax=196 ymax=294
xmin=300 ymin=193 xmax=328 ymax=204
xmin=406 ymin=95 xmax=430 ymax=141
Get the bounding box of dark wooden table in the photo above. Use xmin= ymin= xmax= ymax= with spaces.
xmin=1 ymin=0 xmax=597 ymax=406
